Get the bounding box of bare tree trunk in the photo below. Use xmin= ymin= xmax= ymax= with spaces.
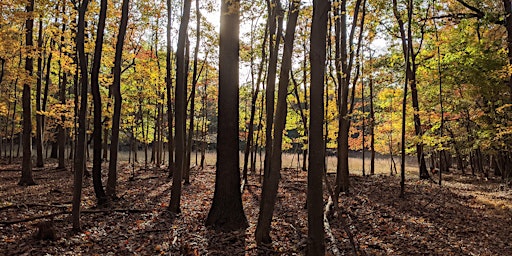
xmin=307 ymin=0 xmax=328 ymax=253
xmin=19 ymin=0 xmax=36 ymax=186
xmin=90 ymin=0 xmax=108 ymax=205
xmin=263 ymin=0 xmax=284 ymax=180
xmin=369 ymin=51 xmax=375 ymax=175
xmin=243 ymin=21 xmax=268 ymax=183
xmin=35 ymin=17 xmax=44 ymax=168
xmin=58 ymin=12 xmax=67 ymax=168
xmin=256 ymin=0 xmax=299 ymax=244
xmin=72 ymin=0 xmax=90 ymax=231
xmin=107 ymin=0 xmax=130 ymax=198
xmin=185 ymin=0 xmax=201 ymax=184
xmin=166 ymin=0 xmax=174 ymax=176
xmin=169 ymin=0 xmax=192 ymax=214
xmin=206 ymin=0 xmax=248 ymax=231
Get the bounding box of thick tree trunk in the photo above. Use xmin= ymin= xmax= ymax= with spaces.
xmin=255 ymin=0 xmax=299 ymax=245
xmin=107 ymin=0 xmax=130 ymax=198
xmin=206 ymin=0 xmax=248 ymax=231
xmin=19 ymin=0 xmax=36 ymax=186
xmin=307 ymin=0 xmax=328 ymax=253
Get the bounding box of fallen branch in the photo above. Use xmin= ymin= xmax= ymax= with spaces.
xmin=0 ymin=208 xmax=151 ymax=225
xmin=323 ymin=170 xmax=359 ymax=255
xmin=0 ymin=202 xmax=70 ymax=211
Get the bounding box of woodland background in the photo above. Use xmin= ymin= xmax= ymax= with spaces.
xmin=1 ymin=0 xmax=512 ymax=255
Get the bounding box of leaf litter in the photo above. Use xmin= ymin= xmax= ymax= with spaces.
xmin=0 ymin=158 xmax=511 ymax=255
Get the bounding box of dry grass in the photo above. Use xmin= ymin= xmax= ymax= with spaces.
xmin=118 ymin=150 xmax=420 ymax=177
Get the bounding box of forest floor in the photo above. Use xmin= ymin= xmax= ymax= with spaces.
xmin=0 ymin=157 xmax=511 ymax=255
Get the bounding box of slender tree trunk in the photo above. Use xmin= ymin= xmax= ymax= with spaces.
xmin=184 ymin=0 xmax=201 ymax=184
xmin=243 ymin=21 xmax=268 ymax=183
xmin=166 ymin=0 xmax=175 ymax=175
xmin=35 ymin=17 xmax=44 ymax=168
xmin=58 ymin=9 xmax=67 ymax=168
xmin=392 ymin=0 xmax=409 ymax=197
xmin=307 ymin=0 xmax=328 ymax=253
xmin=72 ymin=0 xmax=90 ymax=231
xmin=263 ymin=0 xmax=283 ymax=180
xmin=90 ymin=0 xmax=108 ymax=205
xmin=169 ymin=0 xmax=192 ymax=214
xmin=19 ymin=0 xmax=36 ymax=186
xmin=107 ymin=0 xmax=130 ymax=197
xmin=206 ymin=0 xmax=248 ymax=231
xmin=369 ymin=51 xmax=375 ymax=175
xmin=255 ymin=0 xmax=299 ymax=244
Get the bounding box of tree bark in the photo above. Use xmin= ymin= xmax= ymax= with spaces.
xmin=263 ymin=0 xmax=283 ymax=181
xmin=90 ymin=0 xmax=108 ymax=205
xmin=185 ymin=0 xmax=201 ymax=185
xmin=19 ymin=0 xmax=36 ymax=186
xmin=166 ymin=0 xmax=175 ymax=177
xmin=107 ymin=0 xmax=130 ymax=197
xmin=206 ymin=0 xmax=248 ymax=231
xmin=35 ymin=17 xmax=44 ymax=168
xmin=72 ymin=0 xmax=90 ymax=231
xmin=169 ymin=0 xmax=192 ymax=214
xmin=255 ymin=0 xmax=299 ymax=245
xmin=307 ymin=0 xmax=328 ymax=253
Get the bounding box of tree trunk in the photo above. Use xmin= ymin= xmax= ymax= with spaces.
xmin=19 ymin=0 xmax=36 ymax=186
xmin=35 ymin=17 xmax=44 ymax=168
xmin=58 ymin=11 xmax=67 ymax=168
xmin=206 ymin=0 xmax=248 ymax=231
xmin=243 ymin=20 xmax=268 ymax=184
xmin=185 ymin=0 xmax=201 ymax=184
xmin=263 ymin=0 xmax=283 ymax=180
xmin=166 ymin=0 xmax=175 ymax=177
xmin=107 ymin=0 xmax=130 ymax=198
xmin=72 ymin=0 xmax=90 ymax=231
xmin=392 ymin=0 xmax=411 ymax=197
xmin=307 ymin=0 xmax=328 ymax=253
xmin=503 ymin=0 xmax=512 ymax=98
xmin=90 ymin=0 xmax=108 ymax=205
xmin=255 ymin=0 xmax=299 ymax=245
xmin=169 ymin=0 xmax=192 ymax=214
xmin=369 ymin=52 xmax=375 ymax=175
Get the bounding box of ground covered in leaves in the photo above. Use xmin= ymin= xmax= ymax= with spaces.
xmin=1 ymin=157 xmax=511 ymax=255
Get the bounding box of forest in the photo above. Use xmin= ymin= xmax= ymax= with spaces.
xmin=0 ymin=0 xmax=511 ymax=255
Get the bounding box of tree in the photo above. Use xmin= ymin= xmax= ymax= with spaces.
xmin=169 ymin=0 xmax=192 ymax=214
xmin=107 ymin=0 xmax=130 ymax=198
xmin=307 ymin=0 xmax=328 ymax=253
xmin=334 ymin=0 xmax=363 ymax=196
xmin=90 ymin=0 xmax=108 ymax=205
xmin=166 ymin=0 xmax=175 ymax=178
xmin=255 ymin=0 xmax=300 ymax=245
xmin=263 ymin=0 xmax=284 ymax=180
xmin=72 ymin=0 xmax=90 ymax=231
xmin=206 ymin=0 xmax=248 ymax=231
xmin=19 ymin=0 xmax=36 ymax=186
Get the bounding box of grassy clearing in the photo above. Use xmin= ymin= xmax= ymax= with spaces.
xmin=118 ymin=150 xmax=420 ymax=177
